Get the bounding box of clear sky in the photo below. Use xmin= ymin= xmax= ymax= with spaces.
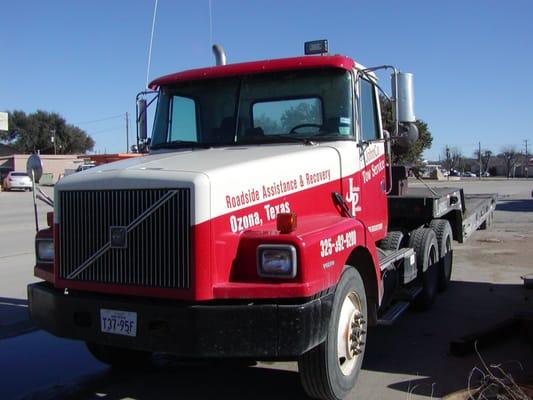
xmin=1 ymin=0 xmax=532 ymax=160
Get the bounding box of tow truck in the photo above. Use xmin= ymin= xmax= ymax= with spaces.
xmin=28 ymin=41 xmax=496 ymax=400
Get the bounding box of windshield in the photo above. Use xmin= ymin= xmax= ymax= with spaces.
xmin=150 ymin=69 xmax=353 ymax=149
xmin=12 ymin=172 xmax=29 ymax=177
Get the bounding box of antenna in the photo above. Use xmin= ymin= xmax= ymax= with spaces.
xmin=209 ymin=0 xmax=213 ymax=45
xmin=146 ymin=0 xmax=159 ymax=89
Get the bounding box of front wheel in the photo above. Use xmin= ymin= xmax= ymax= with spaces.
xmin=298 ymin=267 xmax=367 ymax=400
xmin=86 ymin=342 xmax=152 ymax=368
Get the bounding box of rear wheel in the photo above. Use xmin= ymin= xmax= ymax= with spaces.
xmin=298 ymin=267 xmax=367 ymax=400
xmin=379 ymin=230 xmax=405 ymax=251
xmin=409 ymin=228 xmax=439 ymax=310
xmin=429 ymin=219 xmax=453 ymax=291
xmin=86 ymin=342 xmax=152 ymax=368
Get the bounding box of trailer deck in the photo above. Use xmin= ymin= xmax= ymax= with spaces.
xmin=388 ymin=186 xmax=497 ymax=243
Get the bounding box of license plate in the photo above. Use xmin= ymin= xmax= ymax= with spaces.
xmin=100 ymin=309 xmax=137 ymax=337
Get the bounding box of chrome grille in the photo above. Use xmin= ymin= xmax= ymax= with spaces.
xmin=59 ymin=189 xmax=191 ymax=289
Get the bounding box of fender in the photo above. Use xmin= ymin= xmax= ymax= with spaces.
xmin=214 ymin=214 xmax=379 ymax=300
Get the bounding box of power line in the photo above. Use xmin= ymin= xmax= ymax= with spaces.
xmin=74 ymin=114 xmax=124 ymax=125
xmin=87 ymin=125 xmax=124 ymax=135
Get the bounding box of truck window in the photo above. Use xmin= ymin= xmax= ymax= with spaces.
xmin=150 ymin=70 xmax=353 ymax=149
xmin=360 ymin=78 xmax=380 ymax=141
xmin=252 ymin=98 xmax=323 ymax=135
xmin=168 ymin=96 xmax=198 ymax=142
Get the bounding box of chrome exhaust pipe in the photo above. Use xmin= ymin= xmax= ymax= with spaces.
xmin=212 ymin=44 xmax=226 ymax=66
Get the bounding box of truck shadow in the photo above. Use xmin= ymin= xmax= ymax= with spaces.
xmin=0 ymin=297 xmax=36 ymax=340
xmin=67 ymin=361 xmax=306 ymax=400
xmin=44 ymin=281 xmax=532 ymax=400
xmin=496 ymin=199 xmax=533 ymax=212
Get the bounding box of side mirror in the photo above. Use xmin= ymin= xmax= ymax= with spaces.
xmin=395 ymin=122 xmax=419 ymax=150
xmin=137 ymin=98 xmax=148 ymax=140
xmin=26 ymin=153 xmax=43 ymax=183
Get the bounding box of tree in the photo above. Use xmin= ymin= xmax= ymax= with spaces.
xmin=254 ymin=114 xmax=281 ymax=134
xmin=379 ymin=96 xmax=433 ymax=165
xmin=0 ymin=110 xmax=94 ymax=154
xmin=280 ymin=102 xmax=321 ymax=132
xmin=498 ymin=146 xmax=519 ymax=178
xmin=473 ymin=149 xmax=493 ymax=174
xmin=441 ymin=146 xmax=462 ymax=172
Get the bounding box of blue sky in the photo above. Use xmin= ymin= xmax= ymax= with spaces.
xmin=1 ymin=0 xmax=532 ymax=159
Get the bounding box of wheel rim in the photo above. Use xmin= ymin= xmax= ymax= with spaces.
xmin=337 ymin=291 xmax=365 ymax=376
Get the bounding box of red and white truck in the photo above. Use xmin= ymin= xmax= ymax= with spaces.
xmin=29 ymin=41 xmax=496 ymax=399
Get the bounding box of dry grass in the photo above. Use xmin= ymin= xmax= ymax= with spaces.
xmin=465 ymin=342 xmax=531 ymax=400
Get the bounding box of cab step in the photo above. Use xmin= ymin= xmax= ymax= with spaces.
xmin=377 ymin=301 xmax=410 ymax=326
xmin=393 ymin=286 xmax=422 ymax=302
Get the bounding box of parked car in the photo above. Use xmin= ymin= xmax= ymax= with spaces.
xmin=462 ymin=171 xmax=476 ymax=177
xmin=2 ymin=171 xmax=33 ymax=191
xmin=449 ymin=169 xmax=460 ymax=177
xmin=75 ymin=163 xmax=95 ymax=172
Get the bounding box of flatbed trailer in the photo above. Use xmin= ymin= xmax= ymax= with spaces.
xmin=388 ymin=186 xmax=497 ymax=243
xmin=373 ymin=184 xmax=497 ymax=325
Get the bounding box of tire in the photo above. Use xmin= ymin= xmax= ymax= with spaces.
xmin=409 ymin=228 xmax=439 ymax=310
xmin=85 ymin=342 xmax=152 ymax=368
xmin=379 ymin=231 xmax=404 ymax=251
xmin=429 ymin=219 xmax=453 ymax=291
xmin=298 ymin=267 xmax=367 ymax=400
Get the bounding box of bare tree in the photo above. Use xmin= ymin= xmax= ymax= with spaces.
xmin=441 ymin=146 xmax=462 ymax=172
xmin=499 ymin=146 xmax=519 ymax=178
xmin=473 ymin=149 xmax=493 ymax=174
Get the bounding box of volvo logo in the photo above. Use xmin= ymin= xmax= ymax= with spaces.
xmin=110 ymin=226 xmax=128 ymax=248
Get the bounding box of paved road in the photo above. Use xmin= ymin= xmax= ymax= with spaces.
xmin=0 ymin=180 xmax=531 ymax=399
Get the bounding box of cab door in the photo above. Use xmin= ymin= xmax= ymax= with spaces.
xmin=357 ymin=77 xmax=388 ymax=241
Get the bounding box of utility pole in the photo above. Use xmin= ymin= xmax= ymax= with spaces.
xmin=125 ymin=112 xmax=129 ymax=153
xmin=524 ymin=139 xmax=529 ymax=179
xmin=51 ymin=129 xmax=57 ymax=155
xmin=478 ymin=141 xmax=482 ymax=180
xmin=445 ymin=146 xmax=450 ymax=180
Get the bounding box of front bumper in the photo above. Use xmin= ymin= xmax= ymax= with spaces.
xmin=9 ymin=183 xmax=32 ymax=189
xmin=28 ymin=282 xmax=333 ymax=359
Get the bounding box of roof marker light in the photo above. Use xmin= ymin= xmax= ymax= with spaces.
xmin=304 ymin=40 xmax=328 ymax=55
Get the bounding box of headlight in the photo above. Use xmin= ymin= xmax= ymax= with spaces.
xmin=37 ymin=239 xmax=54 ymax=262
xmin=257 ymin=245 xmax=297 ymax=278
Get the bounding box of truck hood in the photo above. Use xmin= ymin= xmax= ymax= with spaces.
xmin=56 ymin=144 xmax=343 ymax=224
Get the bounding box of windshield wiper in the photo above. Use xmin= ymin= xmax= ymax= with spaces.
xmin=255 ymin=135 xmax=317 ymax=145
xmin=151 ymin=140 xmax=213 ymax=149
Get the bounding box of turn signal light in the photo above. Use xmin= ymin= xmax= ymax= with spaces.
xmin=47 ymin=212 xmax=54 ymax=227
xmin=277 ymin=212 xmax=297 ymax=234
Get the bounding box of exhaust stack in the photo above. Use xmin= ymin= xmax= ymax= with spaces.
xmin=212 ymin=44 xmax=226 ymax=66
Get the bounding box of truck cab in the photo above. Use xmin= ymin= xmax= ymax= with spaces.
xmin=28 ymin=43 xmax=495 ymax=400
